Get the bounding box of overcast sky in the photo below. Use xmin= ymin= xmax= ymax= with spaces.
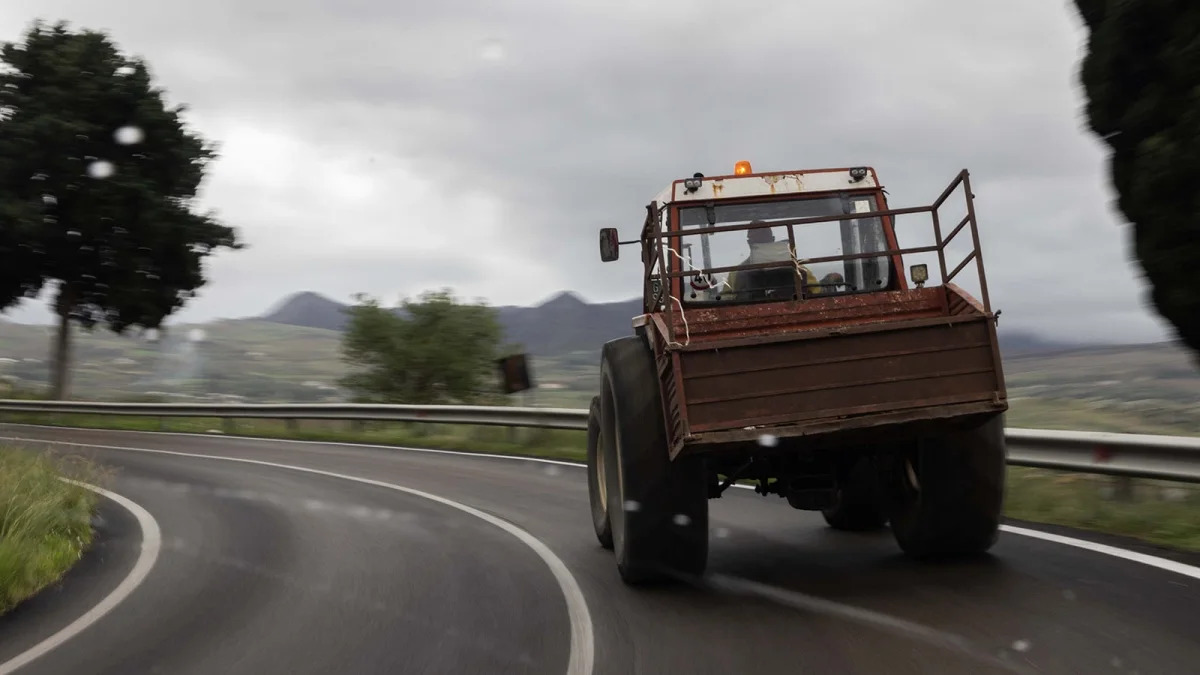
xmin=0 ymin=0 xmax=1176 ymax=344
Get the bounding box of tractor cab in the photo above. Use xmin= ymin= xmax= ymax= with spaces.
xmin=601 ymin=161 xmax=932 ymax=320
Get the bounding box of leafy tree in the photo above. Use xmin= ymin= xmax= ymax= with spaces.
xmin=0 ymin=20 xmax=241 ymax=399
xmin=1071 ymin=1 xmax=1200 ymax=355
xmin=340 ymin=290 xmax=506 ymax=404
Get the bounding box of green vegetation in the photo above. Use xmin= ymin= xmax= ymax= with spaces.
xmin=1071 ymin=0 xmax=1200 ymax=356
xmin=1006 ymin=467 xmax=1200 ymax=553
xmin=0 ymin=447 xmax=101 ymax=614
xmin=0 ymin=20 xmax=241 ymax=399
xmin=340 ymin=291 xmax=509 ymax=404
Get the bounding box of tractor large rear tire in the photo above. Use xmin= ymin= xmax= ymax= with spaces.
xmin=822 ymin=457 xmax=888 ymax=531
xmin=586 ymin=395 xmax=613 ymax=549
xmin=885 ymin=415 xmax=1007 ymax=558
xmin=600 ymin=336 xmax=708 ymax=585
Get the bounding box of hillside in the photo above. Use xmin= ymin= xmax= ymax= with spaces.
xmin=5 ymin=291 xmax=1198 ymax=436
xmin=3 ymin=309 xmax=1200 ymax=436
xmin=0 ymin=319 xmax=345 ymax=402
xmin=260 ymin=290 xmax=1085 ymax=358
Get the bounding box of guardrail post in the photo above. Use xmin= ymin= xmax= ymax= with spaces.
xmin=1111 ymin=476 xmax=1135 ymax=502
xmin=286 ymin=419 xmax=298 ymax=433
xmin=223 ymin=417 xmax=236 ymax=434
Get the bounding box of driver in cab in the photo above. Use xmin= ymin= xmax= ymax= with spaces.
xmin=726 ymin=222 xmax=823 ymax=299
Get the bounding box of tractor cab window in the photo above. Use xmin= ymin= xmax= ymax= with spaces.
xmin=673 ymin=194 xmax=892 ymax=304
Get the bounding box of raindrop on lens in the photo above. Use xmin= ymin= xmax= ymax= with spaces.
xmin=87 ymin=161 xmax=115 ymax=179
xmin=114 ymin=126 xmax=144 ymax=145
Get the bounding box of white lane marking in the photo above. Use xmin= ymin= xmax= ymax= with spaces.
xmin=0 ymin=436 xmax=595 ymax=675
xmin=999 ymin=525 xmax=1200 ymax=581
xmin=0 ymin=481 xmax=162 ymax=675
xmin=5 ymin=425 xmax=1200 ymax=584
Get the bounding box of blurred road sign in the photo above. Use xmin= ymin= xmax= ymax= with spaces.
xmin=497 ymin=353 xmax=533 ymax=394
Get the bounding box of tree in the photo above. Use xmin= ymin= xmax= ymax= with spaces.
xmin=1070 ymin=1 xmax=1200 ymax=355
xmin=0 ymin=21 xmax=241 ymax=399
xmin=340 ymin=290 xmax=506 ymax=404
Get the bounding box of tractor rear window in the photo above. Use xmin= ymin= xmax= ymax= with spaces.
xmin=672 ymin=195 xmax=893 ymax=304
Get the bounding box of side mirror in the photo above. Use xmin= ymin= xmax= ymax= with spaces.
xmin=599 ymin=228 xmax=620 ymax=262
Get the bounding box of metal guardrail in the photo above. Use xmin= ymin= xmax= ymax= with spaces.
xmin=1 ymin=399 xmax=1198 ymax=482
xmin=0 ymin=400 xmax=590 ymax=431
xmin=1005 ymin=428 xmax=1200 ymax=484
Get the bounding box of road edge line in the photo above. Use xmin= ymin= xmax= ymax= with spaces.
xmin=0 ymin=480 xmax=162 ymax=675
xmin=998 ymin=524 xmax=1200 ymax=581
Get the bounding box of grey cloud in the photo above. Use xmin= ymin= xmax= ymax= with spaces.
xmin=0 ymin=0 xmax=1174 ymax=343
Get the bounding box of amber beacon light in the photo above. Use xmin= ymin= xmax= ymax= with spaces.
xmin=734 ymin=160 xmax=753 ymax=175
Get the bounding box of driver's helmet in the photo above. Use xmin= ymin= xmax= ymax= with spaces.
xmin=746 ymin=221 xmax=774 ymax=245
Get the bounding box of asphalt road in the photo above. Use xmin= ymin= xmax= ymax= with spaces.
xmin=1 ymin=424 xmax=1198 ymax=675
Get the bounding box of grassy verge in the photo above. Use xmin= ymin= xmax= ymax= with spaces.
xmin=0 ymin=447 xmax=102 ymax=615
xmin=4 ymin=412 xmax=1199 ymax=553
xmin=1004 ymin=467 xmax=1200 ymax=552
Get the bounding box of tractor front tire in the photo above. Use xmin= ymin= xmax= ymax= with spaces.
xmin=600 ymin=336 xmax=708 ymax=585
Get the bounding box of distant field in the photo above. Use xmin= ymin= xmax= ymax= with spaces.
xmin=0 ymin=318 xmax=347 ymax=402
xmin=4 ymin=316 xmax=1199 ymax=435
xmin=1004 ymin=342 xmax=1200 ymax=436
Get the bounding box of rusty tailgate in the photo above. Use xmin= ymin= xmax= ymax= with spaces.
xmin=676 ymin=314 xmax=1004 ymax=439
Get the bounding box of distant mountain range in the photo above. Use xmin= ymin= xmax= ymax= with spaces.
xmin=260 ymin=291 xmax=1086 ymax=358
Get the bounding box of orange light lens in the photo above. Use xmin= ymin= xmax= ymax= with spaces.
xmin=734 ymin=160 xmax=752 ymax=175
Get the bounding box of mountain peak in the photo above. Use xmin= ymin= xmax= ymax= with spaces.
xmin=263 ymin=291 xmax=350 ymax=331
xmin=538 ymin=291 xmax=588 ymax=310
xmin=265 ymin=291 xmax=334 ymax=313
xmin=254 ymin=289 xmax=1097 ymax=359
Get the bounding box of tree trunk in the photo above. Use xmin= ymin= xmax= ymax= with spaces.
xmin=50 ymin=286 xmax=74 ymax=400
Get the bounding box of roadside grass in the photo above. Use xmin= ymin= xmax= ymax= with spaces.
xmin=0 ymin=446 xmax=104 ymax=615
xmin=3 ymin=412 xmax=1199 ymax=553
xmin=1004 ymin=467 xmax=1200 ymax=552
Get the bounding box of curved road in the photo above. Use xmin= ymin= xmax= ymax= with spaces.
xmin=1 ymin=424 xmax=1198 ymax=674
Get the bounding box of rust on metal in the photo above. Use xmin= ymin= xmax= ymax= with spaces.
xmin=673 ymin=399 xmax=1004 ymax=457
xmin=631 ymin=168 xmax=1004 ymax=459
xmin=659 ymin=203 xmax=934 ymax=240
